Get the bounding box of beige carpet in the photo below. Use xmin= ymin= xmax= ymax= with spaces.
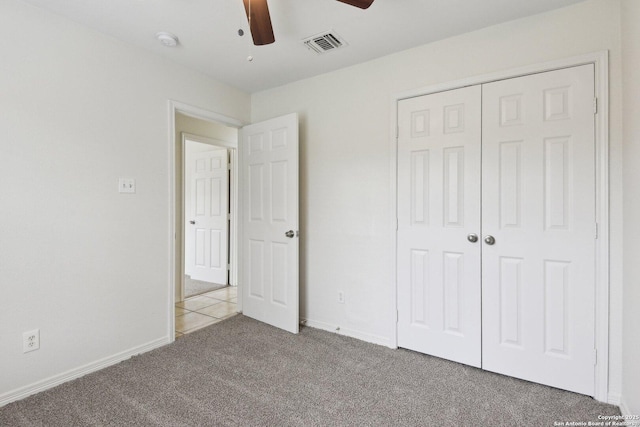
xmin=0 ymin=315 xmax=620 ymax=426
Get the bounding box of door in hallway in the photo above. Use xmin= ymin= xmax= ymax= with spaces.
xmin=186 ymin=147 xmax=229 ymax=285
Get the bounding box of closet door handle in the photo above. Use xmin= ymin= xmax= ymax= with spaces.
xmin=467 ymin=233 xmax=478 ymax=243
xmin=484 ymin=235 xmax=496 ymax=245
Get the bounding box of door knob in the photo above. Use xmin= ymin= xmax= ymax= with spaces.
xmin=467 ymin=233 xmax=478 ymax=243
xmin=285 ymin=230 xmax=295 ymax=238
xmin=484 ymin=235 xmax=496 ymax=245
xmin=189 ymin=220 xmax=196 ymax=225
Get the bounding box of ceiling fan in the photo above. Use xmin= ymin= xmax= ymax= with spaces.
xmin=242 ymin=0 xmax=375 ymax=46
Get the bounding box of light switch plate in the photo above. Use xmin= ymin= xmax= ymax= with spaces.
xmin=118 ymin=178 xmax=136 ymax=193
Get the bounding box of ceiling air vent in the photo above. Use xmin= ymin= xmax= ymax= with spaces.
xmin=303 ymin=31 xmax=347 ymax=54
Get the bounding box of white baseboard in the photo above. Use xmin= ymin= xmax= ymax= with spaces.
xmin=608 ymin=392 xmax=622 ymax=406
xmin=301 ymin=318 xmax=393 ymax=348
xmin=0 ymin=336 xmax=171 ymax=407
xmin=619 ymin=397 xmax=633 ymax=416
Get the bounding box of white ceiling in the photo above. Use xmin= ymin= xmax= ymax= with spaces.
xmin=21 ymin=0 xmax=586 ymax=93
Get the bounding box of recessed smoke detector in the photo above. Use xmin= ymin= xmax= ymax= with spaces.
xmin=303 ymin=31 xmax=347 ymax=54
xmin=155 ymin=32 xmax=179 ymax=47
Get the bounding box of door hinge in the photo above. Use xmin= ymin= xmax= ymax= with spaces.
xmin=227 ymin=263 xmax=231 ymax=271
xmin=396 ymin=217 xmax=399 ymax=231
xmin=396 ymin=309 xmax=399 ymax=323
xmin=227 ymin=213 xmax=231 ymax=221
xmin=593 ymin=97 xmax=598 ymax=115
xmin=593 ymin=349 xmax=598 ymax=366
xmin=396 ymin=125 xmax=399 ymax=138
xmin=595 ymin=223 xmax=598 ymax=239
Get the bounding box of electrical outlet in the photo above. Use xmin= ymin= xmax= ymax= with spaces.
xmin=23 ymin=329 xmax=40 ymax=353
xmin=338 ymin=291 xmax=345 ymax=304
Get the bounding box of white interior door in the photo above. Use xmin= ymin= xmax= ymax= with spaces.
xmin=481 ymin=65 xmax=596 ymax=395
xmin=397 ymin=86 xmax=482 ymax=367
xmin=241 ymin=113 xmax=299 ymax=334
xmin=186 ymin=147 xmax=229 ymax=284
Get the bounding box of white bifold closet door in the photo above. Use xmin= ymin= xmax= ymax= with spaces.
xmin=397 ymin=85 xmax=482 ymax=368
xmin=397 ymin=64 xmax=596 ymax=395
xmin=481 ymin=65 xmax=596 ymax=395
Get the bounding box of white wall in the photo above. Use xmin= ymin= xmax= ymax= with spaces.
xmin=251 ymin=0 xmax=625 ymax=402
xmin=0 ymin=0 xmax=249 ymax=402
xmin=621 ymin=0 xmax=640 ymax=417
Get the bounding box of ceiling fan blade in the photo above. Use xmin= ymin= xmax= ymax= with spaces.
xmin=336 ymin=0 xmax=375 ymax=9
xmin=242 ymin=0 xmax=275 ymax=46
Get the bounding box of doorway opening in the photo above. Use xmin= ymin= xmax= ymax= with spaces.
xmin=169 ymin=102 xmax=301 ymax=339
xmin=171 ymin=108 xmax=241 ymax=338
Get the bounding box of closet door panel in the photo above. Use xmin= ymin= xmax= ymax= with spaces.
xmin=481 ymin=65 xmax=596 ymax=395
xmin=397 ymin=86 xmax=482 ymax=367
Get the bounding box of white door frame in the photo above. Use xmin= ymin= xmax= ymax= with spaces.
xmin=168 ymin=101 xmax=244 ymax=337
xmin=181 ymin=133 xmax=236 ymax=300
xmin=389 ymin=51 xmax=610 ymax=402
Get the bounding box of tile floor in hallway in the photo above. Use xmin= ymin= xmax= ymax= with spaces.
xmin=175 ymin=286 xmax=238 ymax=338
